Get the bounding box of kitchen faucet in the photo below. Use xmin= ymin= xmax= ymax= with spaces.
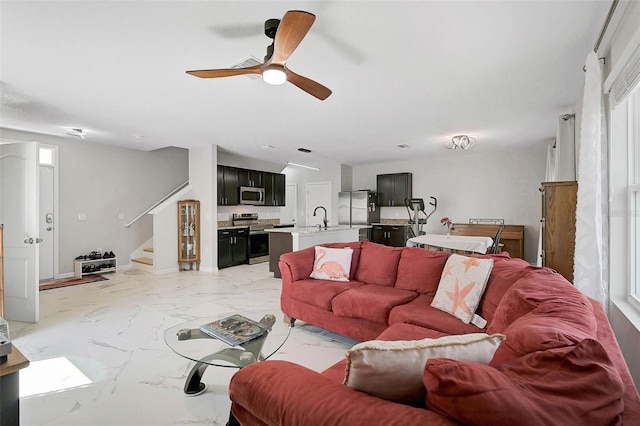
xmin=313 ymin=206 xmax=328 ymax=229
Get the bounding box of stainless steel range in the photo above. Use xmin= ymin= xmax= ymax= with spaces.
xmin=232 ymin=213 xmax=270 ymax=264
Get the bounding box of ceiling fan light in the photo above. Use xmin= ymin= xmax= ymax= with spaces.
xmin=263 ymin=66 xmax=287 ymax=85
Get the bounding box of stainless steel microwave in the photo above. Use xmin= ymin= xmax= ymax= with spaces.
xmin=239 ymin=186 xmax=265 ymax=205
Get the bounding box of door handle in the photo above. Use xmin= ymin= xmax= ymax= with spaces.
xmin=24 ymin=238 xmax=34 ymax=244
xmin=36 ymin=238 xmax=43 ymax=243
xmin=47 ymin=227 xmax=53 ymax=231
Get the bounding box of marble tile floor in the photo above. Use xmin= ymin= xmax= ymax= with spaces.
xmin=10 ymin=263 xmax=359 ymax=426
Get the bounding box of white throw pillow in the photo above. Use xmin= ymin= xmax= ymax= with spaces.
xmin=344 ymin=333 xmax=506 ymax=403
xmin=309 ymin=246 xmax=353 ymax=282
xmin=431 ymin=254 xmax=494 ymax=324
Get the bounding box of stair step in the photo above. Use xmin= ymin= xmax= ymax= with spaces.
xmin=132 ymin=257 xmax=153 ymax=266
xmin=143 ymin=247 xmax=154 ymax=253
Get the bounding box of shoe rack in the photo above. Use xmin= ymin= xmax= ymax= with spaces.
xmin=178 ymin=199 xmax=200 ymax=271
xmin=74 ymin=252 xmax=117 ymax=278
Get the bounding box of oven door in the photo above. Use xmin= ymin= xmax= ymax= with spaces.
xmin=248 ymin=232 xmax=269 ymax=264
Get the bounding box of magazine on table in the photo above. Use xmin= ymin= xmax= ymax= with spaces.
xmin=199 ymin=314 xmax=270 ymax=346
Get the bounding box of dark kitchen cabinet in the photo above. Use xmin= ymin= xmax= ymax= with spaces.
xmin=218 ymin=166 xmax=239 ymax=206
xmin=371 ymin=225 xmax=409 ymax=247
xmin=218 ymin=228 xmax=248 ymax=269
xmin=238 ymin=169 xmax=263 ymax=188
xmin=264 ymin=173 xmax=286 ymax=206
xmin=377 ymin=173 xmax=412 ymax=207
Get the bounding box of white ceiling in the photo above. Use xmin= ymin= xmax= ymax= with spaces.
xmin=0 ymin=1 xmax=610 ymax=167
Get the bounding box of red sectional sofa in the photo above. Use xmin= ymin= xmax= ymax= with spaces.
xmin=229 ymin=241 xmax=640 ymax=425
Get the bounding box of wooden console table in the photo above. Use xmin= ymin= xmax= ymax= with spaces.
xmin=450 ymin=223 xmax=525 ymax=259
xmin=0 ymin=346 xmax=30 ymax=426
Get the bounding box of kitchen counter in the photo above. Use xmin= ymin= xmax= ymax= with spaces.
xmin=266 ymin=225 xmax=369 ymax=234
xmin=268 ymin=226 xmax=365 ymax=278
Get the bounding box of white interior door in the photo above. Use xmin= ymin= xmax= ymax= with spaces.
xmin=0 ymin=142 xmax=40 ymax=322
xmin=39 ymin=165 xmax=54 ymax=280
xmin=281 ymin=184 xmax=298 ymax=224
xmin=305 ymin=182 xmax=331 ymax=227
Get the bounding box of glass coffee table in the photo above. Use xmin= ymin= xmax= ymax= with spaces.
xmin=164 ymin=310 xmax=291 ymax=396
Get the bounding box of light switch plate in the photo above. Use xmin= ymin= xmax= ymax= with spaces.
xmin=78 ymin=213 xmax=87 ymax=221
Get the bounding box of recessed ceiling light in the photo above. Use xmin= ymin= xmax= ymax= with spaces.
xmin=134 ymin=135 xmax=145 ymax=140
xmin=397 ymin=144 xmax=409 ymax=148
xmin=297 ymin=148 xmax=312 ymax=153
xmin=261 ymin=145 xmax=274 ymax=149
xmin=66 ymin=128 xmax=85 ymax=139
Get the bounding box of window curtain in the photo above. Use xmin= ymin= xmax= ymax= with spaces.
xmin=574 ymin=51 xmax=608 ymax=307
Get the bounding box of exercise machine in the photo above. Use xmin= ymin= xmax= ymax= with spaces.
xmin=405 ymin=197 xmax=437 ymax=238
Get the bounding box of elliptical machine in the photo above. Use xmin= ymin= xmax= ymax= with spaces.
xmin=405 ymin=197 xmax=437 ymax=239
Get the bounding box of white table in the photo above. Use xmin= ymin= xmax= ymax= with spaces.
xmin=406 ymin=234 xmax=493 ymax=254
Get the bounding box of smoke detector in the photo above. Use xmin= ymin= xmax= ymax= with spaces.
xmin=66 ymin=128 xmax=86 ymax=139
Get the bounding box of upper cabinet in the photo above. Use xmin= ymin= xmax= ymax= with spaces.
xmin=238 ymin=169 xmax=263 ymax=188
xmin=264 ymin=172 xmax=286 ymax=206
xmin=218 ymin=166 xmax=239 ymax=206
xmin=217 ymin=165 xmax=285 ymax=206
xmin=377 ymin=173 xmax=412 ymax=207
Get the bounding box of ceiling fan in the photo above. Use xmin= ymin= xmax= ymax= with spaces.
xmin=186 ymin=10 xmax=332 ymax=101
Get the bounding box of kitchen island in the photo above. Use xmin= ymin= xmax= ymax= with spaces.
xmin=267 ymin=226 xmax=363 ymax=278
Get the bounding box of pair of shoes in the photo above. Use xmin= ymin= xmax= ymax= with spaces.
xmin=103 ymin=251 xmax=116 ymax=259
xmin=82 ymin=264 xmax=97 ymax=273
xmin=76 ymin=255 xmax=89 ymax=260
xmin=88 ymin=251 xmax=102 ymax=260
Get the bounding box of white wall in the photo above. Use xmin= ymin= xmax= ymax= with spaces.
xmin=189 ymin=145 xmax=217 ymax=272
xmin=353 ymin=145 xmax=547 ymax=264
xmin=0 ymin=128 xmax=188 ymax=275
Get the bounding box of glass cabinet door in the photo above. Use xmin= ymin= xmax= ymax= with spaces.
xmin=178 ymin=200 xmax=200 ymax=271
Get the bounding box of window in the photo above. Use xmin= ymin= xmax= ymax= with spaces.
xmin=630 ymin=89 xmax=640 ymax=308
xmin=39 ymin=146 xmax=54 ymax=166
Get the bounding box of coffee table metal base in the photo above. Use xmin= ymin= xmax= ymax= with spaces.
xmin=178 ymin=329 xmax=270 ymax=396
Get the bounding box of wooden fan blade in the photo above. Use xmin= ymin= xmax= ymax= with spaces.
xmin=186 ymin=64 xmax=262 ymax=78
xmin=286 ymin=68 xmax=331 ymax=100
xmin=271 ymin=11 xmax=315 ymax=64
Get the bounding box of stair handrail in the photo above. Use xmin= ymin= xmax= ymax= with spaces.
xmin=125 ymin=180 xmax=189 ymax=228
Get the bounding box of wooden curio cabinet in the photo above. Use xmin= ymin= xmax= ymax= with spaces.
xmin=178 ymin=200 xmax=200 ymax=271
xmin=541 ymin=181 xmax=577 ymax=282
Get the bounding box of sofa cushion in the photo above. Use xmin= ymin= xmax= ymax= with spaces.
xmin=389 ymin=295 xmax=485 ymax=335
xmin=395 ymin=248 xmax=450 ymax=296
xmin=310 ymin=246 xmax=353 ymax=282
xmin=344 ymin=333 xmax=505 ymax=404
xmin=490 ymin=298 xmax=597 ymax=365
xmin=431 ymin=254 xmax=494 ymax=324
xmin=355 ymin=241 xmax=403 ymax=286
xmin=487 ymin=268 xmax=591 ymax=334
xmin=332 ymin=285 xmax=418 ymax=324
xmin=424 ymin=338 xmax=625 ymax=426
xmin=473 ymin=256 xmax=535 ymax=322
xmin=290 ymin=279 xmax=365 ymax=311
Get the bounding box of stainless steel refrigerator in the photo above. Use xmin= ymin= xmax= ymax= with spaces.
xmin=338 ymin=190 xmax=380 ymax=240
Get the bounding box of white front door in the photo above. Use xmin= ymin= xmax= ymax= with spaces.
xmin=305 ymin=182 xmax=331 ymax=227
xmin=0 ymin=141 xmax=40 ymax=322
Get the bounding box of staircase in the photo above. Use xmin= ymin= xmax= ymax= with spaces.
xmin=131 ymin=247 xmax=154 ymax=272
